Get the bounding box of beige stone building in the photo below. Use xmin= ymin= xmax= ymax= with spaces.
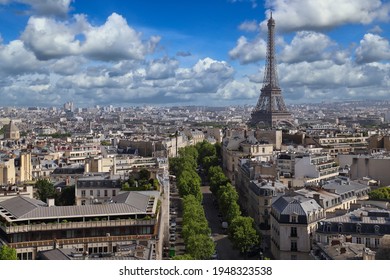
xmin=271 ymin=194 xmax=326 ymax=260
xmin=222 ymin=133 xmax=274 ymax=185
xmin=0 ymin=158 xmax=16 ymax=185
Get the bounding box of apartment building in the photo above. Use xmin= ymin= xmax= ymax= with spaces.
xmin=0 ymin=191 xmax=158 ymax=260
xmin=294 ymin=153 xmax=339 ymax=186
xmin=64 ymin=144 xmax=101 ymax=165
xmin=75 ymin=174 xmax=123 ymax=205
xmin=315 ymin=207 xmax=390 ymax=250
xmin=270 ymin=194 xmax=326 ymax=260
xmin=222 ymin=134 xmax=274 ymax=185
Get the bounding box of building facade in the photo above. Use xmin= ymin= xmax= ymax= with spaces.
xmin=0 ymin=192 xmax=158 ymax=260
xmin=270 ymin=194 xmax=325 ymax=260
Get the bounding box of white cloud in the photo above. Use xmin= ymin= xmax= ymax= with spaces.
xmin=146 ymin=57 xmax=179 ymax=80
xmin=0 ymin=0 xmax=72 ymax=17
xmin=215 ymin=78 xmax=259 ymax=100
xmin=368 ymin=25 xmax=383 ymax=34
xmin=0 ymin=39 xmax=43 ymax=74
xmin=355 ymin=33 xmax=390 ymax=63
xmin=229 ymin=35 xmax=267 ymax=64
xmin=263 ymin=0 xmax=390 ymax=32
xmin=280 ymin=31 xmax=337 ymax=63
xmin=277 ymin=60 xmax=390 ymax=101
xmin=81 ymin=13 xmax=160 ymax=61
xmin=238 ymin=20 xmax=259 ymax=32
xmin=21 ymin=16 xmax=82 ymax=60
xmin=21 ymin=13 xmax=160 ymax=61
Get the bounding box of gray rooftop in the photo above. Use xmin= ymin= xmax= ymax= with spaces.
xmin=273 ymin=194 xmax=322 ymax=217
xmin=0 ymin=192 xmax=156 ymax=222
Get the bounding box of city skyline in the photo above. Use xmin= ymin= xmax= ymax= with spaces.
xmin=0 ymin=0 xmax=390 ymax=107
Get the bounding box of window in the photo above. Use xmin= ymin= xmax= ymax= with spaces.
xmin=90 ymin=190 xmax=93 ymax=196
xmin=365 ymin=238 xmax=370 ymax=247
xmin=81 ymin=200 xmax=86 ymax=205
xmin=375 ymin=238 xmax=380 ymax=248
xmin=291 ymin=227 xmax=297 ymax=237
xmin=338 ymin=223 xmax=343 ymax=233
xmin=104 ymin=190 xmax=108 ymax=197
xmin=81 ymin=190 xmax=86 ymax=197
xmin=291 ymin=215 xmax=297 ymax=223
xmin=112 ymin=190 xmax=116 ymax=197
xmin=97 ymin=190 xmax=101 ymax=197
xmin=356 ymin=224 xmax=361 ymax=234
xmin=264 ymin=199 xmax=269 ymax=206
xmin=356 ymin=237 xmax=362 ymax=244
xmin=374 ymin=225 xmax=380 ymax=234
xmin=291 ymin=241 xmax=297 ymax=251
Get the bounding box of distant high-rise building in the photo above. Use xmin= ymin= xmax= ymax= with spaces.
xmin=64 ymin=101 xmax=74 ymax=112
xmin=249 ymin=14 xmax=293 ymax=128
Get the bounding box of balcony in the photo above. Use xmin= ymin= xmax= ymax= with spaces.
xmin=1 ymin=218 xmax=156 ymax=234
xmin=9 ymin=234 xmax=153 ymax=250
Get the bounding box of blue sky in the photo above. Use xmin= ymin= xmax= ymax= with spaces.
xmin=0 ymin=0 xmax=390 ymax=107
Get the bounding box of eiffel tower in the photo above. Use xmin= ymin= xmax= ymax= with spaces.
xmin=249 ymin=14 xmax=293 ymax=128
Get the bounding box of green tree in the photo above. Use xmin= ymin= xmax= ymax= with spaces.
xmin=369 ymin=187 xmax=390 ymax=201
xmin=179 ymin=146 xmax=198 ymax=162
xmin=121 ymin=182 xmax=130 ymax=191
xmin=182 ymin=220 xmax=211 ymax=241
xmin=138 ymin=168 xmax=151 ymax=181
xmin=225 ymin=200 xmax=241 ymax=223
xmin=217 ymin=183 xmax=239 ymax=220
xmin=35 ymin=178 xmax=56 ymax=202
xmin=0 ymin=245 xmax=17 ymax=260
xmin=196 ymin=141 xmax=216 ymax=165
xmin=208 ymin=166 xmax=229 ymax=194
xmin=56 ymin=185 xmax=75 ymax=206
xmin=177 ymin=169 xmax=202 ymax=201
xmin=186 ymin=234 xmax=215 ymax=260
xmin=229 ymin=216 xmax=259 ymax=255
xmin=202 ymin=155 xmax=219 ymax=175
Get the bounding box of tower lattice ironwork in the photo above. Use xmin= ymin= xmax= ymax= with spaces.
xmin=249 ymin=14 xmax=293 ymax=128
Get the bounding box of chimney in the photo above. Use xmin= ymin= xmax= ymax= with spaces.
xmin=313 ymin=194 xmax=320 ymax=204
xmin=47 ymin=198 xmax=55 ymax=207
xmin=331 ymin=239 xmax=341 ymax=246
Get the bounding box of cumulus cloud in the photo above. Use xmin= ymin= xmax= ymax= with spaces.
xmin=355 ymin=33 xmax=390 ymax=63
xmin=0 ymin=39 xmax=43 ymax=74
xmin=81 ymin=13 xmax=160 ymax=61
xmin=229 ymin=36 xmax=267 ymax=64
xmin=278 ymin=60 xmax=390 ymax=100
xmin=238 ymin=20 xmax=259 ymax=32
xmin=21 ymin=12 xmax=160 ymax=61
xmin=22 ymin=0 xmax=72 ymax=18
xmin=0 ymin=0 xmax=72 ymax=18
xmin=280 ymin=31 xmax=336 ymax=63
xmin=263 ymin=0 xmax=390 ymax=32
xmin=146 ymin=57 xmax=179 ymax=80
xmin=21 ymin=16 xmax=82 ymax=60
